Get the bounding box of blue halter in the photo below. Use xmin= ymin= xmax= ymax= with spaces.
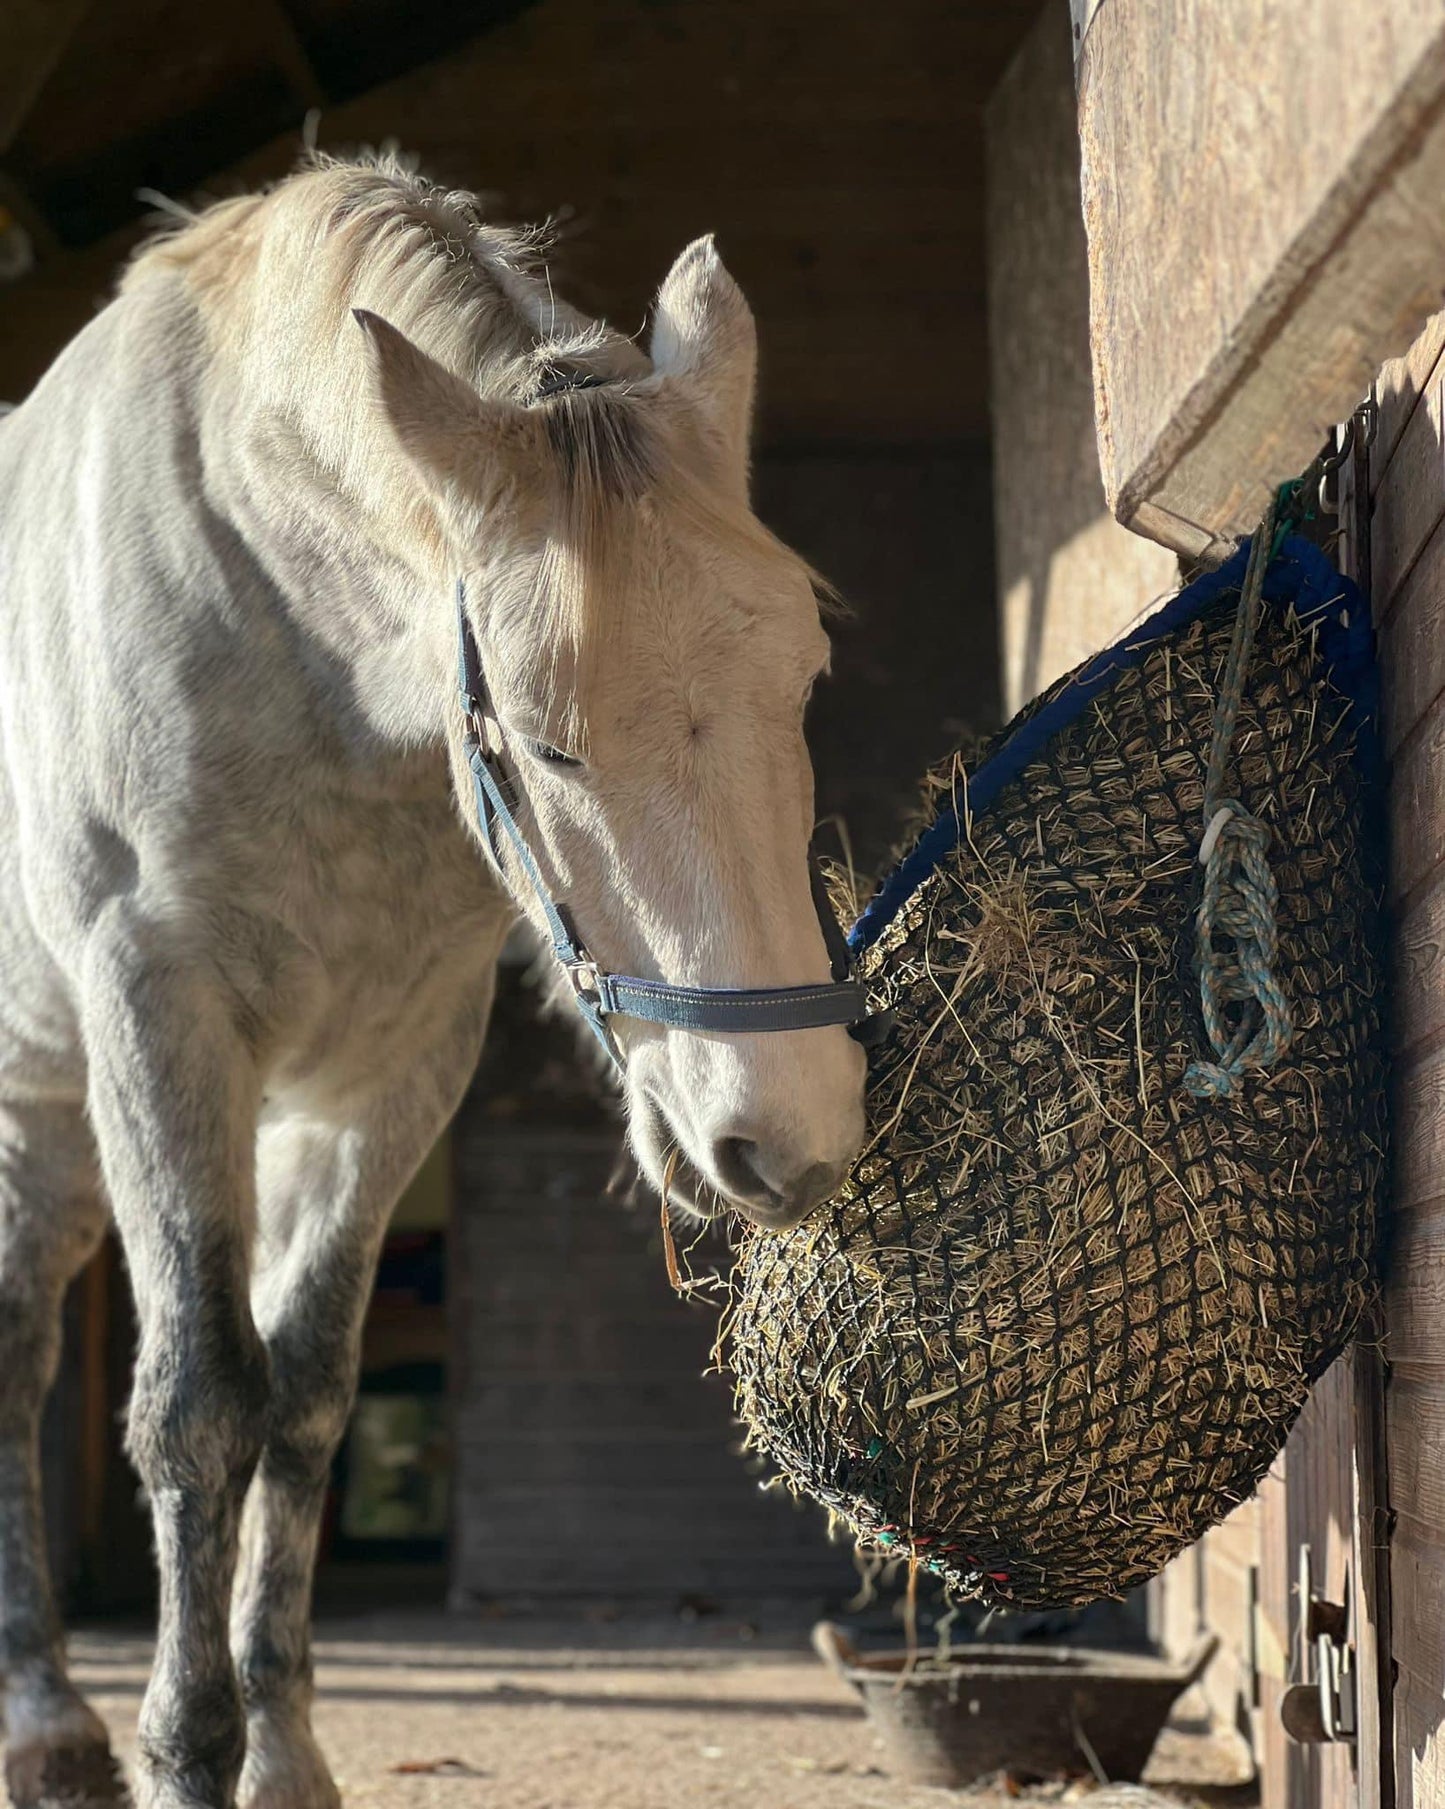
xmin=456 ymin=583 xmax=869 ymax=1065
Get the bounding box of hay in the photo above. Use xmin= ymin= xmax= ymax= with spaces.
xmin=725 ymin=547 xmax=1386 ymax=1611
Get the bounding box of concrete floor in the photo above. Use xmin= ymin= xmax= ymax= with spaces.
xmin=65 ymin=1607 xmax=1256 ymax=1809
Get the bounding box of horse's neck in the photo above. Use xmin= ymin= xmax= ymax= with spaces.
xmin=195 ymin=295 xmax=463 ymax=755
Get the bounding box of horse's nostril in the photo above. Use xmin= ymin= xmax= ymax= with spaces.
xmin=709 ymin=1138 xmax=847 ymax=1228
xmin=791 ymin=1158 xmax=845 ymax=1216
xmin=712 ymin=1135 xmax=776 ymax=1207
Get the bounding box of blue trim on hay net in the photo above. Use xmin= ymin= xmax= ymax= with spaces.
xmin=850 ymin=533 xmax=1380 ymax=955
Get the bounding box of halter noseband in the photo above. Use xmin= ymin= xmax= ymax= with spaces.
xmin=455 ymin=582 xmax=869 ymax=1066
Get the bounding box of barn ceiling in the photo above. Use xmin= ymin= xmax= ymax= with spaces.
xmin=0 ymin=0 xmax=1040 ymax=442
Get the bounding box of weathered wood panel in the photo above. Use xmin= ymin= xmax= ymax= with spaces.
xmin=1387 ymin=691 xmax=1445 ymax=904
xmin=450 ymin=1126 xmax=854 ymax=1601
xmin=1265 ymin=1365 xmax=1358 ymax=1809
xmin=1078 ymin=0 xmax=1445 ymax=559
xmin=1374 ymin=312 xmax=1445 ymax=492
xmin=1393 ymin=877 xmax=1445 ymax=1064
xmin=1372 ymin=301 xmax=1445 ymax=1809
xmin=986 ymin=0 xmax=1175 ymax=716
xmin=1377 ymin=518 xmax=1445 ymax=755
xmin=1373 ymin=359 xmax=1445 ymax=614
xmin=1392 ymin=1522 xmax=1445 ymax=1809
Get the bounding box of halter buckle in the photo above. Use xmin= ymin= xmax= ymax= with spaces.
xmin=566 ymin=958 xmax=603 ymax=1002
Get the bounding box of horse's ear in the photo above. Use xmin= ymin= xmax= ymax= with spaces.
xmin=354 ymin=309 xmax=543 ymax=527
xmin=649 ymin=237 xmax=756 ymax=493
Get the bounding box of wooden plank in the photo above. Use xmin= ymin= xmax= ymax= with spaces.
xmin=1387 ymin=1520 xmax=1445 ymax=1809
xmin=1393 ymin=871 xmax=1445 ymax=1058
xmin=1388 ymin=687 xmax=1445 ymax=903
xmin=1206 ymin=1499 xmax=1263 ymax=1573
xmin=1391 ymin=1042 xmax=1445 ymax=1216
xmin=1383 ymin=1214 xmax=1445 ymax=1371
xmin=1377 ymin=518 xmax=1445 ymax=752
xmin=1340 ymin=424 xmax=1394 ymax=1809
xmin=1150 ymin=1544 xmax=1202 ymax=1664
xmin=1385 ymin=1379 xmax=1445 ymax=1534
xmin=1078 ymin=0 xmax=1445 ymax=559
xmin=1373 ymin=358 xmax=1445 ymax=613
xmin=1374 ymin=312 xmax=1445 ymax=491
xmin=1280 ymin=1362 xmax=1358 ymax=1809
xmin=985 ymin=2 xmax=1176 ymax=715
xmin=1353 ymin=1344 xmax=1396 ymax=1809
xmin=1257 ymin=1466 xmax=1293 ymax=1809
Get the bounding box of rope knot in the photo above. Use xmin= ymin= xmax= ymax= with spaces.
xmin=1183 ymin=800 xmax=1293 ymax=1099
xmin=1182 ymin=497 xmax=1294 ymax=1103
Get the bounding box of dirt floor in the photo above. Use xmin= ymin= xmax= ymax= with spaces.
xmin=66 ymin=1606 xmax=1257 ymax=1809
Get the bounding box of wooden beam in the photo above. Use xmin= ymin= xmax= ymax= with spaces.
xmin=253 ymin=0 xmax=326 ymax=115
xmin=986 ymin=4 xmax=1176 ymax=712
xmin=0 ymin=0 xmax=92 ymax=153
xmin=1078 ymin=0 xmax=1445 ymax=560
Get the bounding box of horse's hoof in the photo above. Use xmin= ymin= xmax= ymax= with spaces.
xmin=237 ymin=1728 xmax=341 ymax=1809
xmin=5 ymin=1735 xmax=131 ymax=1807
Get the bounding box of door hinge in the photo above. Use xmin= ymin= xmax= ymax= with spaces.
xmin=1281 ymin=1544 xmax=1357 ymax=1745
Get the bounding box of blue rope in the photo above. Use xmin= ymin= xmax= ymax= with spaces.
xmin=1182 ymin=496 xmax=1293 ymax=1099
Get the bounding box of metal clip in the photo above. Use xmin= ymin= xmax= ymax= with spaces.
xmin=1318 ymin=418 xmax=1356 ymax=518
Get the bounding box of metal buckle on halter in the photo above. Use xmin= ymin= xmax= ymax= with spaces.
xmin=463 ymin=701 xmax=489 ymax=749
xmin=566 ymin=957 xmax=603 ymax=1002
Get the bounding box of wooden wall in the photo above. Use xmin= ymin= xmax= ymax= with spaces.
xmin=0 ymin=0 xmax=1037 ymax=448
xmin=449 ymin=1119 xmax=855 ymax=1602
xmin=1372 ymin=304 xmax=1445 ymax=1809
xmin=985 ymin=1 xmax=1176 ymax=716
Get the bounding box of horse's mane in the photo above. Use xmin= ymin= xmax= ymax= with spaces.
xmin=124 ymin=152 xmax=653 ymax=502
xmin=115 ymin=154 xmax=811 ymax=751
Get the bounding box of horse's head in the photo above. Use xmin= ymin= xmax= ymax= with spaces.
xmin=358 ymin=238 xmax=866 ymax=1230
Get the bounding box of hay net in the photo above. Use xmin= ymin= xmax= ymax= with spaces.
xmin=726 ymin=533 xmax=1386 ymax=1612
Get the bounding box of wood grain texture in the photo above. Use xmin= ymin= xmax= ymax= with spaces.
xmin=1373 ymin=358 xmax=1445 ymax=612
xmin=1373 ymin=303 xmax=1445 ymax=1809
xmin=1374 ymin=310 xmax=1445 ymax=490
xmin=1392 ymin=871 xmax=1445 ymax=1057
xmin=1377 ymin=517 xmax=1445 ymax=749
xmin=1079 ymin=0 xmax=1445 ymax=558
xmin=1278 ymin=1365 xmax=1359 ymax=1809
xmin=1257 ymin=1467 xmax=1292 ymax=1807
xmin=1391 ymin=1040 xmax=1445 ymax=1217
xmin=1387 ymin=686 xmax=1445 ymax=903
xmin=1394 ymin=1556 xmax=1445 ymax=1809
xmin=449 ymin=1127 xmax=854 ymax=1601
xmin=986 ymin=1 xmax=1175 ymax=714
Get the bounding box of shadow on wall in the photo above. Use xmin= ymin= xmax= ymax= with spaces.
xmin=755 ymin=445 xmax=999 ymax=883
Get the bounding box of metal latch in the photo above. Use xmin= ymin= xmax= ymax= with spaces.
xmin=1280 ymin=1545 xmax=1357 ymax=1745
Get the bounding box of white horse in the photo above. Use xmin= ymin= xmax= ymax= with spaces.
xmin=0 ymin=156 xmax=865 ymax=1809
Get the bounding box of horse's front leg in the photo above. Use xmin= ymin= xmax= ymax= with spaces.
xmin=231 ymin=1001 xmax=492 ymax=1809
xmin=82 ymin=930 xmax=270 ymax=1809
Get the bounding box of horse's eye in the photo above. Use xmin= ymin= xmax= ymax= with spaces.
xmin=524 ymin=737 xmax=583 ymax=770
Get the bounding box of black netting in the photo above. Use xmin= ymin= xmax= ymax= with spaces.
xmin=726 ymin=579 xmax=1386 ymax=1611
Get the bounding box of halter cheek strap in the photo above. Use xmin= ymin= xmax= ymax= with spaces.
xmin=455 ymin=582 xmax=869 ymax=1066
